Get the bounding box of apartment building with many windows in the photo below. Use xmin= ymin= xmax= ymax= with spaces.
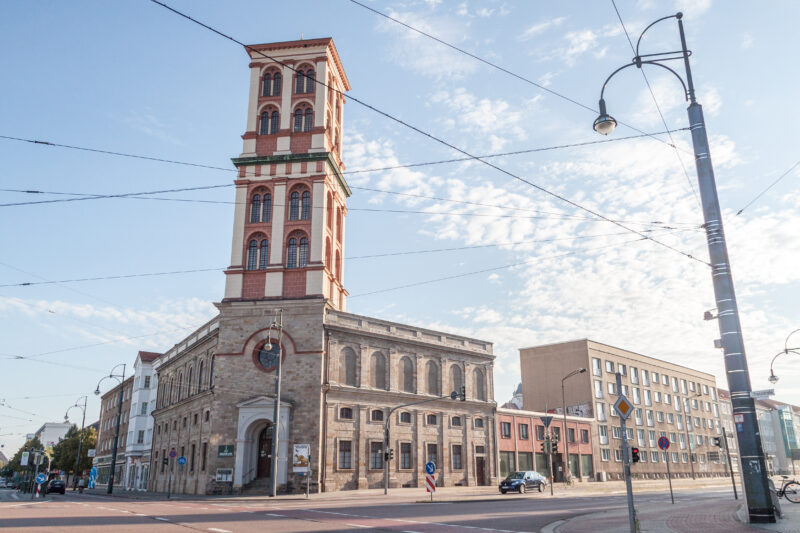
xmin=519 ymin=339 xmax=727 ymax=480
xmin=124 ymin=351 xmax=160 ymax=491
xmin=95 ymin=376 xmax=134 ymax=487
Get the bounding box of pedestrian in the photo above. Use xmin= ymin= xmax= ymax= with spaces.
xmin=78 ymin=477 xmax=85 ymax=494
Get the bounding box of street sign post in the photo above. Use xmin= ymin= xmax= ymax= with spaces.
xmin=425 ymin=461 xmax=436 ymax=501
xmin=425 ymin=461 xmax=436 ymax=475
xmin=658 ymin=436 xmax=674 ymax=504
xmin=35 ymin=473 xmax=46 ymax=484
xmin=167 ymin=448 xmax=176 ymax=500
xmin=20 ymin=451 xmax=29 ymax=467
xmin=616 ymin=373 xmax=636 ymax=533
xmin=750 ymin=389 xmax=775 ymax=400
xmin=177 ymin=456 xmax=186 ymax=466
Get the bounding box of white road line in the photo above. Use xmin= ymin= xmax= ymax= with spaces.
xmin=155 ymin=517 xmax=169 ymax=521
xmin=265 ymin=513 xmax=283 ymax=517
xmin=345 ymin=524 xmax=371 ymax=529
xmin=136 ymin=513 xmax=146 ymax=517
xmin=207 ymin=528 xmax=232 ymax=533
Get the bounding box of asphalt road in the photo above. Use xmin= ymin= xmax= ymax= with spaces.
xmin=0 ymin=487 xmax=738 ymax=532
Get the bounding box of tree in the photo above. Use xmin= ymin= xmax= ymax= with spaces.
xmin=5 ymin=436 xmax=44 ymax=475
xmin=51 ymin=425 xmax=97 ymax=478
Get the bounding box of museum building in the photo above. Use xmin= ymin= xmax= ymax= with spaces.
xmin=147 ymin=38 xmax=497 ymax=495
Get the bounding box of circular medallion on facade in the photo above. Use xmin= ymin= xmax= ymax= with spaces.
xmin=256 ymin=341 xmax=282 ymax=372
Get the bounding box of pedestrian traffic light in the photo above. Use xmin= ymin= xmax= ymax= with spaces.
xmin=460 ymin=384 xmax=466 ymax=401
xmin=712 ymin=437 xmax=721 ymax=447
xmin=631 ymin=447 xmax=640 ymax=463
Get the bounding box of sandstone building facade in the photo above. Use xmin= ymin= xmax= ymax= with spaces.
xmin=147 ymin=38 xmax=497 ymax=495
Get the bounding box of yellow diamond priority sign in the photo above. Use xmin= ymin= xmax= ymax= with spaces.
xmin=614 ymin=395 xmax=633 ymax=420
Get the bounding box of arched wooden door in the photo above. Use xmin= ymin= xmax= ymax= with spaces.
xmin=257 ymin=424 xmax=273 ymax=479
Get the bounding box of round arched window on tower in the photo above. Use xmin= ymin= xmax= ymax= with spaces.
xmin=255 ymin=340 xmax=283 ymax=372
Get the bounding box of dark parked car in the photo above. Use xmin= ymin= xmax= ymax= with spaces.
xmin=46 ymin=479 xmax=66 ymax=494
xmin=499 ymin=471 xmax=547 ymax=494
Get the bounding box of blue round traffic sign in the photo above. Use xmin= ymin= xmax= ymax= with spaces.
xmin=169 ymin=449 xmax=177 ymax=458
xmin=425 ymin=461 xmax=436 ymax=475
xmin=35 ymin=473 xmax=46 ymax=484
xmin=177 ymin=456 xmax=187 ymax=466
xmin=658 ymin=436 xmax=670 ymax=450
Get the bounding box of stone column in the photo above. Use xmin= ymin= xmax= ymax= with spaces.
xmin=356 ymin=406 xmax=368 ymax=489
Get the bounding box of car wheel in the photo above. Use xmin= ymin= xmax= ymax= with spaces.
xmin=500 ymin=489 xmax=507 ymax=494
xmin=538 ymin=483 xmax=543 ymax=493
xmin=519 ymin=484 xmax=525 ymax=494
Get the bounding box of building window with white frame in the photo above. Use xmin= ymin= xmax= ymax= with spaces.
xmin=592 ymin=357 xmax=601 ymax=376
xmin=601 ymin=448 xmax=610 ymax=461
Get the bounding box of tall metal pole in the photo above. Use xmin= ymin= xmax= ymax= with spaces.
xmin=108 ymin=365 xmax=126 ymax=494
xmin=617 ymin=372 xmax=636 ymax=533
xmin=677 ymin=16 xmax=773 ymax=523
xmin=722 ymin=427 xmax=738 ymax=500
xmin=71 ymin=397 xmax=87 ymax=490
xmin=269 ymin=309 xmax=284 ymax=498
xmin=561 ymin=380 xmax=569 ymax=485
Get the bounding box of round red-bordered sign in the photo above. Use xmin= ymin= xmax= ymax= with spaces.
xmin=658 ymin=436 xmax=670 ymax=450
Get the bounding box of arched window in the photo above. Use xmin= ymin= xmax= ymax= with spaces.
xmin=289 ymin=191 xmax=300 ymax=220
xmin=260 ymin=110 xmax=279 ymax=134
xmin=259 ymin=112 xmax=269 ymax=135
xmin=295 ymin=70 xmax=305 ymax=93
xmin=474 ymin=368 xmax=486 ymax=401
xmin=168 ymin=378 xmax=173 ymax=405
xmin=272 ymin=72 xmax=281 ymax=95
xmin=294 ymin=108 xmax=303 ymax=132
xmin=450 ymin=365 xmax=463 ymax=394
xmin=270 ymin=111 xmax=279 ymax=134
xmin=335 ymin=250 xmax=341 ymax=282
xmin=402 ymin=356 xmax=414 ymax=393
xmin=286 ymin=237 xmax=298 ymax=268
xmin=198 ymin=361 xmax=205 ymax=392
xmin=299 ymin=237 xmax=309 ymax=267
xmin=372 ymin=352 xmax=387 ymax=390
xmin=261 ymin=73 xmax=271 ymax=96
xmin=209 ymin=355 xmax=215 ymax=388
xmin=341 ymin=347 xmax=357 ymax=386
xmin=371 ymin=410 xmax=384 ymax=422
xmin=301 ymin=191 xmax=311 ymax=220
xmin=188 ymin=367 xmax=194 ymax=396
xmin=427 ymin=361 xmax=440 ymax=395
xmin=304 ymin=108 xmax=313 ymax=131
xmin=336 ymin=207 xmax=343 ymax=242
xmin=259 ymin=239 xmax=269 ymax=270
xmin=262 ymin=193 xmax=272 ymax=222
xmin=304 ymin=70 xmax=315 ymax=93
xmin=177 ymin=373 xmax=183 ymax=401
xmin=325 ymin=237 xmax=332 ymax=269
xmin=247 ymin=239 xmax=258 ymax=270
xmin=326 ymin=193 xmax=333 ymax=230
xmin=250 ymin=194 xmax=261 ymax=223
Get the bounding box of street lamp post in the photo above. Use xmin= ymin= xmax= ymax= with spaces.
xmin=592 ymin=12 xmax=774 ymax=523
xmin=561 ymin=368 xmax=586 ymax=485
xmin=64 ymin=396 xmax=88 ymax=490
xmin=767 ymin=329 xmax=800 ymax=383
xmin=267 ymin=309 xmax=284 ymax=498
xmin=95 ymin=363 xmax=126 ymax=495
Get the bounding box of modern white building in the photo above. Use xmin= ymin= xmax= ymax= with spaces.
xmin=34 ymin=422 xmax=71 ymax=449
xmin=124 ymin=351 xmax=161 ymax=490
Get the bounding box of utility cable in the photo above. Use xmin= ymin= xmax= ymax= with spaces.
xmin=610 ymin=0 xmax=702 ymax=210
xmin=735 ymin=160 xmax=800 ymax=216
xmin=150 ymin=1 xmax=709 ymax=266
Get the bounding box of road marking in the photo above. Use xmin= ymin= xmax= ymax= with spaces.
xmin=265 ymin=513 xmax=283 ymax=517
xmin=136 ymin=513 xmax=146 ymax=517
xmin=345 ymin=525 xmax=371 ymax=529
xmin=154 ymin=517 xmax=169 ymax=521
xmin=207 ymin=529 xmax=232 ymax=533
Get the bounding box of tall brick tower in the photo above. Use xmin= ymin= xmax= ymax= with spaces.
xmin=223 ymin=38 xmax=351 ymax=310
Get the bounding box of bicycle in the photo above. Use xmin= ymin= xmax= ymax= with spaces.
xmin=777 ymin=476 xmax=800 ymax=503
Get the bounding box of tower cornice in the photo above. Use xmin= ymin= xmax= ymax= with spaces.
xmin=231 ymin=151 xmax=351 ymax=197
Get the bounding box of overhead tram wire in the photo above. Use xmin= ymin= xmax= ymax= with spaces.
xmin=346 ymin=0 xmax=692 ymax=157
xmin=0 ymin=227 xmax=703 ymax=289
xmin=609 ymin=0 xmax=702 ymax=210
xmin=141 ymin=2 xmax=711 ymax=266
xmin=735 ymin=159 xmax=800 ymax=216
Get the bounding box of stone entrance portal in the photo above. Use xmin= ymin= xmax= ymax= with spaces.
xmin=234 ymin=396 xmax=291 ymax=489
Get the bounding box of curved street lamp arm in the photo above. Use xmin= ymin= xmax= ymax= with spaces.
xmin=635 ymin=13 xmax=682 ymax=57
xmin=785 ymin=329 xmax=800 ymax=352
xmin=600 ymin=60 xmax=688 ymax=102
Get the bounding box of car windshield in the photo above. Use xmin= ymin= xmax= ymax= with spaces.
xmin=506 ymin=472 xmax=525 ymax=480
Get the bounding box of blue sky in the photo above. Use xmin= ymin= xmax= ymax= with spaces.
xmin=1 ymin=0 xmax=799 ymax=456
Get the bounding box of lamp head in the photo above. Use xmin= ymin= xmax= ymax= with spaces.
xmin=768 ymin=373 xmax=779 ymax=385
xmin=264 ymin=342 xmax=273 ymax=351
xmin=94 ymin=388 xmax=101 ymax=396
xmin=64 ymin=415 xmax=69 ymax=422
xmin=593 ymin=98 xmax=617 ymax=135
xmin=579 ymin=368 xmax=587 ymax=374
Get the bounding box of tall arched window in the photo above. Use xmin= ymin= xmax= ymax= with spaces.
xmin=474 ymin=368 xmax=486 ymax=401
xmin=177 ymin=373 xmax=183 ymax=401
xmin=198 ymin=361 xmax=205 ymax=392
xmin=260 ymin=110 xmax=279 ymax=134
xmin=272 ymin=72 xmax=281 ymax=95
xmin=209 ymin=355 xmax=215 ymax=388
xmin=289 ymin=191 xmax=300 ymax=220
xmin=427 ymin=361 xmax=440 ymax=395
xmin=335 ymin=250 xmax=341 ymax=281
xmin=286 ymin=237 xmax=298 ymax=268
xmin=247 ymin=239 xmax=258 ymax=270
xmin=262 ymin=193 xmax=272 ymax=222
xmin=402 ymin=356 xmax=414 ymax=393
xmin=259 ymin=112 xmax=269 ymax=134
xmin=336 ymin=208 xmax=343 ymax=242
xmin=301 ymin=191 xmax=311 ymax=220
xmin=250 ymin=194 xmax=261 ymax=223
xmin=299 ymin=237 xmax=309 ymax=267
xmin=325 ymin=237 xmax=332 ymax=269
xmin=270 ymin=111 xmax=279 ymax=134
xmin=372 ymin=352 xmax=387 ymax=390
xmin=450 ymin=365 xmax=463 ymax=394
xmin=341 ymin=347 xmax=357 ymax=386
xmin=326 ymin=193 xmax=333 ymax=230
xmin=168 ymin=378 xmax=173 ymax=405
xmin=188 ymin=367 xmax=194 ymax=396
xmin=295 ymin=70 xmax=305 ymax=93
xmin=294 ymin=108 xmax=303 ymax=132
xmin=304 ymin=70 xmax=315 ymax=93
xmin=262 ymin=73 xmax=271 ymax=96
xmin=304 ymin=108 xmax=313 ymax=131
xmin=259 ymin=239 xmax=269 ymax=270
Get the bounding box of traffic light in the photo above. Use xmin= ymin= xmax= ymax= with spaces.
xmin=389 ymin=448 xmax=394 ymax=461
xmin=551 ymin=439 xmax=559 ymax=454
xmin=631 ymin=447 xmax=640 ymax=463
xmin=162 ymin=458 xmax=168 ymax=466
xmin=712 ymin=437 xmax=721 ymax=447
xmin=540 ymin=441 xmax=547 ymax=454
xmin=460 ymin=384 xmax=466 ymax=401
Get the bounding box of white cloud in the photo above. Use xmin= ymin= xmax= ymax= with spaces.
xmin=519 ymin=16 xmax=566 ymax=41
xmin=741 ymin=32 xmax=754 ymax=49
xmin=674 ymin=0 xmax=713 ymax=17
xmin=118 ymin=109 xmax=185 ymax=146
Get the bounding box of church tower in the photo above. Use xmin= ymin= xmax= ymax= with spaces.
xmin=223 ymin=38 xmax=351 ymax=310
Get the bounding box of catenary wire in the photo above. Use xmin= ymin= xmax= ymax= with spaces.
xmin=148 ymin=0 xmax=709 ymax=267
xmin=735 ymin=160 xmax=800 ymax=216
xmin=609 ymin=0 xmax=702 ymax=210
